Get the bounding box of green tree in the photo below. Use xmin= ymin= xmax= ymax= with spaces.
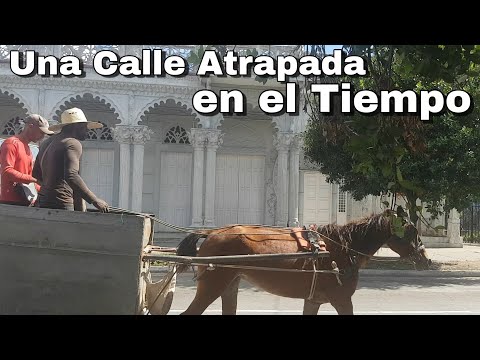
xmin=304 ymin=45 xmax=480 ymax=224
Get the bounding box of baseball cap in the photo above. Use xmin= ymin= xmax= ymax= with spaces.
xmin=24 ymin=114 xmax=55 ymax=135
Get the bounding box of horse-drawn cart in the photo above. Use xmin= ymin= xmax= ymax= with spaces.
xmin=0 ymin=202 xmax=430 ymax=315
xmin=0 ymin=203 xmax=332 ymax=315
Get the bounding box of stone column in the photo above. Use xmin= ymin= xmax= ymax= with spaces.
xmin=204 ymin=130 xmax=223 ymax=227
xmin=130 ymin=126 xmax=153 ymax=212
xmin=448 ymin=208 xmax=463 ymax=247
xmin=112 ymin=125 xmax=134 ymax=209
xmin=189 ymin=128 xmax=207 ymax=227
xmin=274 ymin=132 xmax=293 ymax=226
xmin=288 ymin=134 xmax=303 ymax=227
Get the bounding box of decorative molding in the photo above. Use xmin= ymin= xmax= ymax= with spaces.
xmin=197 ymin=114 xmax=224 ymax=129
xmin=0 ymin=74 xmax=203 ymax=99
xmin=273 ymin=132 xmax=295 ymax=152
xmin=188 ymin=128 xmax=209 ymax=148
xmin=0 ymin=88 xmax=32 ymax=113
xmin=112 ymin=125 xmax=153 ymax=145
xmin=135 ymin=95 xmax=199 ymax=125
xmin=291 ymin=133 xmax=305 ymax=151
xmin=271 ymin=114 xmax=290 ymax=132
xmin=205 ymin=129 xmax=224 ymax=149
xmin=266 ymin=149 xmax=278 ymax=222
xmin=131 ymin=126 xmax=153 ymax=145
xmin=61 ymin=45 xmax=120 ymax=63
xmin=47 ymin=91 xmax=124 ymax=123
xmin=0 ymin=74 xmax=306 ymax=131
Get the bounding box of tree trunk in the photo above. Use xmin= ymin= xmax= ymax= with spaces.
xmin=406 ymin=193 xmax=419 ymax=226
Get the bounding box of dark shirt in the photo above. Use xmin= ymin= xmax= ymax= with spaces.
xmin=32 ymin=135 xmax=98 ymax=210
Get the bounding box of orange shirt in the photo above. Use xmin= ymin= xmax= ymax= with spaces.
xmin=0 ymin=136 xmax=37 ymax=203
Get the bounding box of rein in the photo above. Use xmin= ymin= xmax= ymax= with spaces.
xmin=109 ymin=206 xmax=420 ymax=268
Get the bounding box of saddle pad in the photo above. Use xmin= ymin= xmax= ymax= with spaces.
xmin=290 ymin=228 xmax=327 ymax=252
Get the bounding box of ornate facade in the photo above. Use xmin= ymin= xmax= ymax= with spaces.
xmin=0 ymin=45 xmax=461 ymax=246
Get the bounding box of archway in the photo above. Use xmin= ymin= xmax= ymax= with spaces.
xmin=139 ymin=99 xmax=198 ymax=230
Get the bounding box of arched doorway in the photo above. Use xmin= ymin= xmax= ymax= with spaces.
xmin=139 ymin=99 xmax=198 ymax=230
xmin=216 ymin=106 xmax=273 ymax=226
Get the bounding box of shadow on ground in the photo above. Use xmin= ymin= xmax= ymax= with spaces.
xmin=154 ymin=269 xmax=480 ymax=293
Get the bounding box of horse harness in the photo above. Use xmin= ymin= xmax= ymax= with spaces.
xmin=290 ymin=228 xmax=351 ymax=300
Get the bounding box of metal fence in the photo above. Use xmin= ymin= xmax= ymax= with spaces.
xmin=460 ymin=204 xmax=480 ymax=242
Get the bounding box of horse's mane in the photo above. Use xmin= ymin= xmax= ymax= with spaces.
xmin=317 ymin=213 xmax=392 ymax=256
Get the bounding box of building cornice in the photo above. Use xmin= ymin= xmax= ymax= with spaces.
xmin=0 ymin=73 xmax=202 ymax=97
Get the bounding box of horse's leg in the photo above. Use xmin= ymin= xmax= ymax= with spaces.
xmin=330 ymin=297 xmax=354 ymax=315
xmin=303 ymin=299 xmax=321 ymax=315
xmin=221 ymin=276 xmax=241 ymax=315
xmin=181 ymin=269 xmax=238 ymax=315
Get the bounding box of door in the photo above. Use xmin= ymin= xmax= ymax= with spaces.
xmin=158 ymin=152 xmax=192 ymax=230
xmin=215 ymin=154 xmax=265 ymax=226
xmin=81 ymin=148 xmax=115 ymax=209
xmin=302 ymin=172 xmax=331 ymax=226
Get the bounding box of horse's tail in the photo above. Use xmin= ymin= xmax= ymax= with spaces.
xmin=175 ymin=232 xmax=209 ymax=273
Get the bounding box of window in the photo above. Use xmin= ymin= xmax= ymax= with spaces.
xmin=338 ymin=182 xmax=346 ymax=213
xmin=2 ymin=117 xmax=23 ymax=136
xmin=164 ymin=126 xmax=190 ymax=144
xmin=86 ymin=122 xmax=113 ymax=141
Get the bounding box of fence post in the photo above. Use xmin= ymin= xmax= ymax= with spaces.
xmin=471 ymin=205 xmax=474 ymax=239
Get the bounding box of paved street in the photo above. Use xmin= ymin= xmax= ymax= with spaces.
xmin=154 ymin=271 xmax=480 ymax=315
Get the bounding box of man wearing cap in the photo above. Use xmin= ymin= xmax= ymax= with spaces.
xmin=32 ymin=107 xmax=109 ymax=213
xmin=0 ymin=114 xmax=54 ymax=206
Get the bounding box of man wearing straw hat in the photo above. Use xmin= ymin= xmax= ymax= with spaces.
xmin=32 ymin=108 xmax=109 ymax=212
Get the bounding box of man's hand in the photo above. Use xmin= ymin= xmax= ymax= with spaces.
xmin=92 ymin=198 xmax=109 ymax=213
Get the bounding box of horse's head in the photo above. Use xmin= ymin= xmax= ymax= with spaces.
xmin=385 ymin=210 xmax=432 ymax=270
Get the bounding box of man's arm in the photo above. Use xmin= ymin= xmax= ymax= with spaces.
xmin=0 ymin=142 xmax=36 ymax=184
xmin=63 ymin=139 xmax=98 ymax=204
xmin=32 ymin=158 xmax=42 ymax=186
xmin=73 ymin=190 xmax=86 ymax=212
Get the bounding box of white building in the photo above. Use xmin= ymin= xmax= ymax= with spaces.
xmin=0 ymin=45 xmax=461 ymax=247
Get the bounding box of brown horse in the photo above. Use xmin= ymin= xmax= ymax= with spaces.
xmin=175 ymin=210 xmax=431 ymax=315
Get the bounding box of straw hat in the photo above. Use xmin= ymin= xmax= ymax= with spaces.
xmin=49 ymin=108 xmax=103 ymax=132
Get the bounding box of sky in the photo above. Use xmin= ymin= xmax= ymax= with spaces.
xmin=325 ymin=45 xmax=343 ymax=54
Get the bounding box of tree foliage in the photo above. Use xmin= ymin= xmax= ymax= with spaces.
xmin=304 ymin=45 xmax=480 ymax=222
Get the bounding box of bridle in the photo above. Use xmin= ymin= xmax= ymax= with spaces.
xmin=391 ymin=214 xmax=429 ymax=269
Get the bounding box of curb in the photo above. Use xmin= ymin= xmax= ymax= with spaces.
xmin=150 ymin=266 xmax=480 ymax=278
xmin=359 ymin=269 xmax=480 ymax=277
xmin=464 ymin=243 xmax=480 ymax=247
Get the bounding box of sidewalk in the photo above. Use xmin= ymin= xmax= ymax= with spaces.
xmin=374 ymin=244 xmax=480 ymax=263
xmin=367 ymin=243 xmax=480 ymax=274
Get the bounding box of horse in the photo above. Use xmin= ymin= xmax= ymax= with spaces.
xmin=175 ymin=210 xmax=431 ymax=315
